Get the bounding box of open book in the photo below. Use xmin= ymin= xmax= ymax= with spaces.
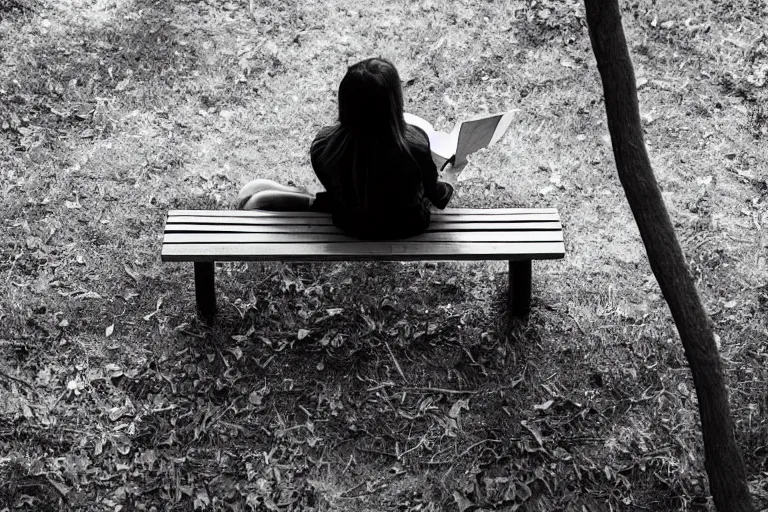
xmin=405 ymin=110 xmax=517 ymax=173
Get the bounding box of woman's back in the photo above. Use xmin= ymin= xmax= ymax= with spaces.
xmin=311 ymin=123 xmax=443 ymax=238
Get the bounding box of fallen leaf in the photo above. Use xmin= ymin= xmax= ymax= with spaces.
xmin=227 ymin=346 xmax=243 ymax=360
xmin=516 ymin=481 xmax=532 ymax=501
xmin=109 ymin=406 xmax=131 ymax=422
xmin=78 ymin=291 xmax=102 ymax=300
xmin=538 ymin=185 xmax=554 ymax=196
xmin=533 ymin=399 xmax=554 ymax=411
xmin=297 ymin=329 xmax=310 ymax=340
xmin=520 ymin=420 xmax=544 ymax=447
xmin=115 ymin=77 xmax=131 ymax=91
xmin=105 ymin=324 xmax=114 ymax=337
xmin=448 ymin=399 xmax=470 ymax=419
xmin=45 ymin=477 xmax=71 ymax=497
xmin=452 ymin=490 xmax=475 ymax=512
xmin=124 ymin=264 xmax=141 ymax=282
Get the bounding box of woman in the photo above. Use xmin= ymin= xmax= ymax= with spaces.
xmin=238 ymin=57 xmax=453 ymax=239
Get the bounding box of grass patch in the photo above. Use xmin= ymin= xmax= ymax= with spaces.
xmin=1 ymin=0 xmax=767 ymax=510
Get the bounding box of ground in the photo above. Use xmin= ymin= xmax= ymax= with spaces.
xmin=1 ymin=0 xmax=767 ymax=510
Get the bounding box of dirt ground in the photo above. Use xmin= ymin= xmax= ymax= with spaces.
xmin=1 ymin=0 xmax=767 ymax=510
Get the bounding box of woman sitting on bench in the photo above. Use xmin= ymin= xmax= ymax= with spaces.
xmin=237 ymin=57 xmax=453 ymax=239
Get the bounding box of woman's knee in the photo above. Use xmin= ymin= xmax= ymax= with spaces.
xmin=238 ymin=179 xmax=283 ymax=201
xmin=241 ymin=190 xmax=313 ymax=211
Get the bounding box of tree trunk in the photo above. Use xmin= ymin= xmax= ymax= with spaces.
xmin=582 ymin=1 xmax=753 ymax=510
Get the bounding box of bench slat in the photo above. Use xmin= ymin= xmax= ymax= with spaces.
xmin=164 ymin=230 xmax=563 ymax=244
xmin=168 ymin=207 xmax=559 ymax=217
xmin=161 ymin=241 xmax=566 ymax=262
xmin=164 ymin=222 xmax=563 ymax=234
xmin=166 ymin=213 xmax=562 ymax=226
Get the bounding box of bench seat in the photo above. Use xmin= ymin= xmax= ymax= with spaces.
xmin=161 ymin=208 xmax=565 ymax=323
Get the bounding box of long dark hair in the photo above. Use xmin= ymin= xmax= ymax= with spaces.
xmin=315 ymin=58 xmax=417 ymax=208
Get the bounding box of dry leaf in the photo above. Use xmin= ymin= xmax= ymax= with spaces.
xmin=538 ymin=185 xmax=554 ymax=196
xmin=109 ymin=406 xmax=131 ymax=422
xmin=448 ymin=399 xmax=469 ymax=419
xmin=124 ymin=263 xmax=141 ymax=282
xmin=452 ymin=490 xmax=475 ymax=512
xmin=115 ymin=77 xmax=131 ymax=91
xmin=248 ymin=390 xmax=264 ymax=405
xmin=534 ymin=399 xmax=554 ymax=411
xmin=297 ymin=329 xmax=310 ymax=340
xmin=105 ymin=324 xmax=114 ymax=337
xmin=228 ymin=346 xmax=243 ymax=360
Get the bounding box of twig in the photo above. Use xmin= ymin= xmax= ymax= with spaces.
xmin=356 ymin=446 xmax=397 ymax=458
xmin=366 ymin=381 xmax=394 ymax=392
xmin=692 ymin=237 xmax=712 ymax=251
xmin=397 ymin=437 xmax=426 ymax=460
xmin=339 ymin=479 xmax=368 ymax=498
xmin=0 ymin=340 xmax=26 ymax=349
xmin=402 ymin=386 xmax=482 ymax=395
xmin=571 ymin=315 xmax=587 ymax=335
xmin=0 ymin=368 xmax=33 ymax=390
xmin=339 ymin=470 xmax=404 ymax=498
xmin=427 ymin=439 xmax=502 ymax=465
xmin=456 ymin=438 xmax=501 ymax=458
xmin=383 ymin=339 xmax=408 ymax=384
xmin=402 ymin=381 xmax=523 ymax=395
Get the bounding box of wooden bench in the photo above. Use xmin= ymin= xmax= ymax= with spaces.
xmin=161 ymin=208 xmax=565 ymax=324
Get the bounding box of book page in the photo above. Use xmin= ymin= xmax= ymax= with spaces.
xmin=405 ymin=110 xmax=517 ymax=170
xmin=454 ymin=111 xmax=518 ymax=168
xmin=404 ymin=112 xmax=458 ymax=160
xmin=454 ymin=114 xmax=503 ymax=167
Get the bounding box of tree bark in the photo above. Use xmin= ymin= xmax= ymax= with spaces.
xmin=582 ymin=1 xmax=753 ymax=510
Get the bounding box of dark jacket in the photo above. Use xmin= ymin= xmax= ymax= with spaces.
xmin=310 ymin=124 xmax=453 ymax=239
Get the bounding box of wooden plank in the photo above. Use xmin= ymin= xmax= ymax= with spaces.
xmin=161 ymin=241 xmax=566 ymax=262
xmin=168 ymin=207 xmax=559 ymax=217
xmin=167 ymin=215 xmax=335 ymax=226
xmin=166 ymin=213 xmax=561 ymax=226
xmin=164 ymin=230 xmax=564 ymax=245
xmin=164 ymin=221 xmax=564 ymax=234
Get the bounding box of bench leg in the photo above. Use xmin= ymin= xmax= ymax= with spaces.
xmin=194 ymin=262 xmax=217 ymax=325
xmin=508 ymin=260 xmax=532 ymax=317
